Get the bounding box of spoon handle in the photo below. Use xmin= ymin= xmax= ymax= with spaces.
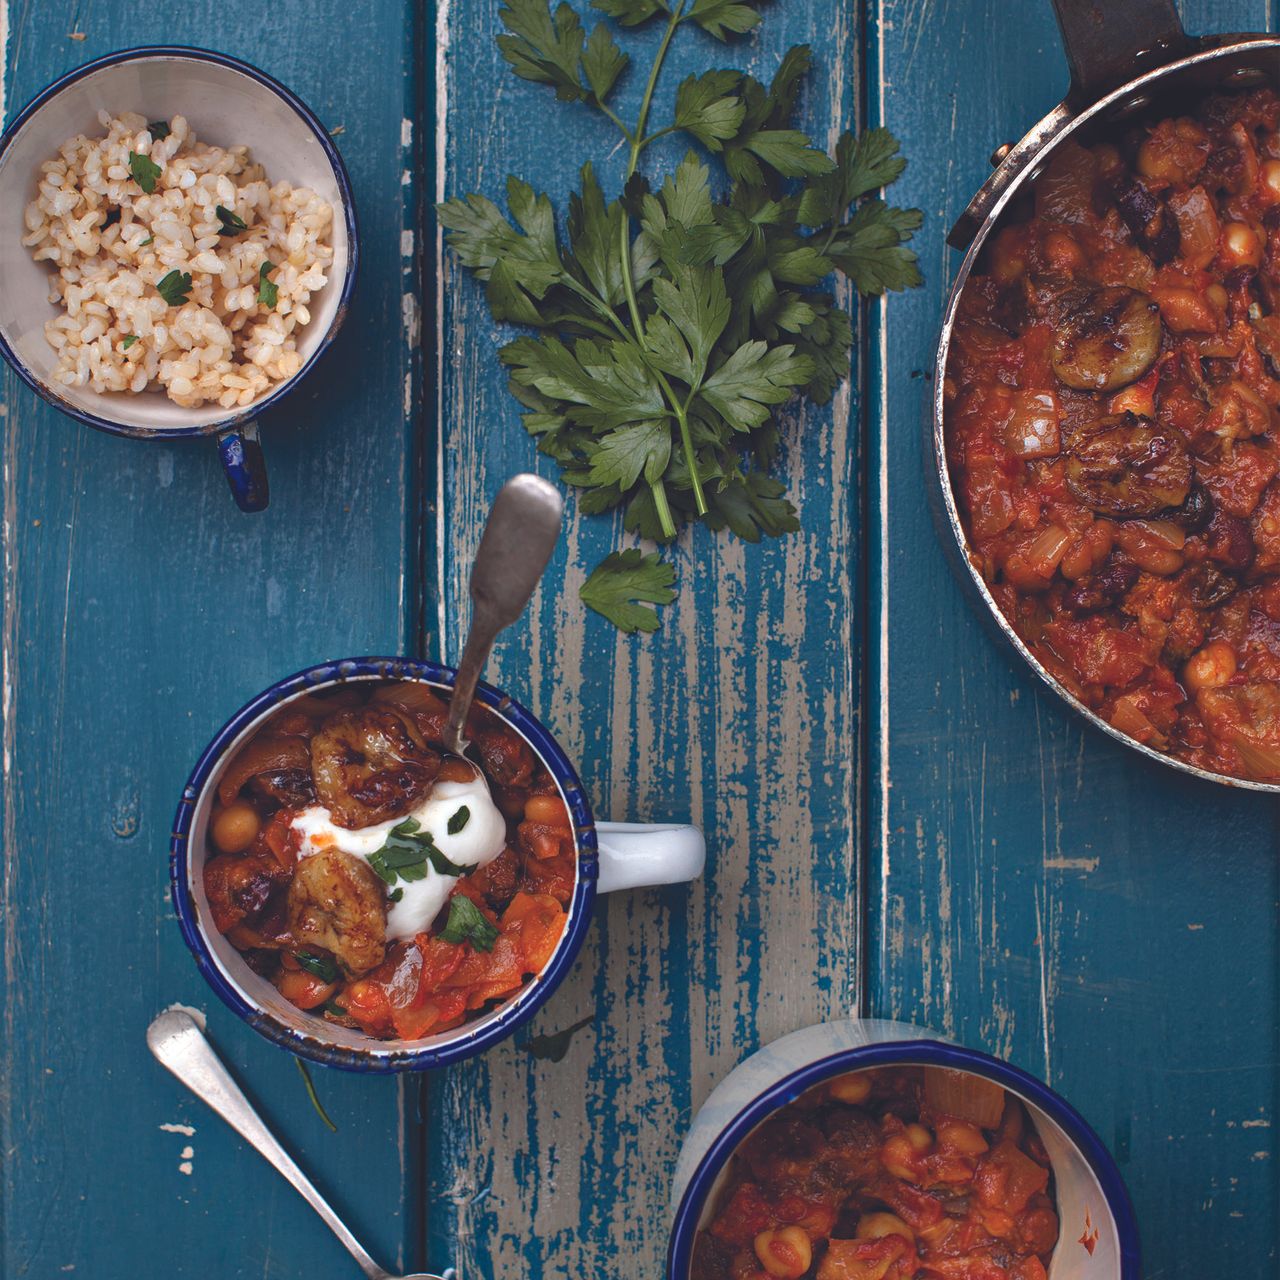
xmin=445 ymin=474 xmax=564 ymax=754
xmin=147 ymin=1010 xmax=391 ymax=1280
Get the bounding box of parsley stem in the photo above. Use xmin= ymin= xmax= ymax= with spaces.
xmin=614 ymin=0 xmax=699 ymax=536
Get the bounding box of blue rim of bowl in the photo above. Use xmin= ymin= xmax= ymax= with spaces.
xmin=0 ymin=44 xmax=359 ymax=439
xmin=666 ymin=1039 xmax=1141 ymax=1279
xmin=169 ymin=657 xmax=599 ymax=1072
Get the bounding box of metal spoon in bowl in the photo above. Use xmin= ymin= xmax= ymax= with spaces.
xmin=442 ymin=473 xmax=564 ymax=757
xmin=147 ymin=1009 xmax=445 ymax=1280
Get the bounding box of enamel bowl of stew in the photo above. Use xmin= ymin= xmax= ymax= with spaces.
xmin=932 ymin=3 xmax=1280 ymax=787
xmin=668 ymin=1021 xmax=1139 ymax=1280
xmin=170 ymin=656 xmax=703 ymax=1071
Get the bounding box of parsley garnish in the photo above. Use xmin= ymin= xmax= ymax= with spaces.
xmin=139 ymin=236 xmax=154 ymax=246
xmin=148 ymin=120 xmax=171 ymax=140
xmin=257 ymin=261 xmax=278 ymax=309
xmin=156 ymin=269 xmax=192 ymax=306
xmin=295 ymin=1058 xmax=337 ymax=1132
xmin=437 ymin=3 xmax=921 ymax=631
xmin=294 ymin=951 xmax=339 ymax=982
xmin=128 ymin=150 xmax=161 ymax=193
xmin=440 ymin=896 xmax=499 ymax=951
xmin=447 ymin=805 xmax=471 ymax=834
xmin=368 ymin=817 xmax=467 ymax=888
xmin=580 ymin=549 xmax=675 ymax=632
xmin=215 ymin=204 xmax=247 ymax=236
xmin=121 ymin=334 xmax=139 ymax=350
xmin=322 ymin=1000 xmax=348 ymax=1018
xmin=388 ymin=887 xmax=404 ymax=902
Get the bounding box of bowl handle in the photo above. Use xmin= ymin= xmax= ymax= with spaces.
xmin=217 ymin=421 xmax=270 ymax=513
xmin=595 ymin=821 xmax=705 ymax=893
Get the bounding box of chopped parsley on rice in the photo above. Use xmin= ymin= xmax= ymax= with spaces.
xmin=22 ymin=111 xmax=333 ymax=409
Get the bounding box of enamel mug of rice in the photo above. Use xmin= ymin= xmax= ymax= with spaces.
xmin=0 ymin=46 xmax=358 ymax=511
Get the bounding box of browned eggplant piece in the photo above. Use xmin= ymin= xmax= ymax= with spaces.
xmin=1051 ymin=287 xmax=1162 ymax=392
xmin=217 ymin=733 xmax=313 ymax=806
xmin=1063 ymin=557 xmax=1140 ymax=614
xmin=1065 ymin=412 xmax=1192 ymax=516
xmin=1184 ymin=562 xmax=1237 ymax=608
xmin=310 ymin=706 xmax=442 ymax=829
xmin=1109 ymin=171 xmax=1180 ymax=265
xmin=286 ymin=848 xmax=387 ymax=975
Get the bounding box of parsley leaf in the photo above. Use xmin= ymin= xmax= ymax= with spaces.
xmin=148 ymin=120 xmax=170 ymax=140
xmin=687 ymin=0 xmax=760 ymax=40
xmin=322 ymin=1000 xmax=348 ymax=1018
xmin=294 ymin=951 xmax=339 ymax=982
xmin=128 ymin=150 xmax=161 ymax=194
xmin=139 ymin=235 xmax=154 ymax=246
xmin=441 ymin=897 xmax=500 ymax=951
xmin=258 ymin=261 xmax=279 ymax=309
xmin=121 ymin=334 xmax=139 ymax=350
xmin=437 ymin=5 xmax=922 ymax=633
xmin=448 ymin=805 xmax=471 ymax=834
xmin=216 ymin=204 xmax=247 ymax=236
xmin=368 ymin=817 xmax=467 ymax=887
xmin=156 ymin=270 xmax=192 ymax=306
xmin=580 ymin=549 xmax=675 ymax=632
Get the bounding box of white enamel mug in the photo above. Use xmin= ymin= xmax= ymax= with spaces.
xmin=669 ymin=1019 xmax=1139 ymax=1279
xmin=171 ymin=656 xmax=705 ymax=1071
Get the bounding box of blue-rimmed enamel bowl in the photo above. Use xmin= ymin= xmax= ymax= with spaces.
xmin=0 ymin=46 xmax=359 ymax=512
xmin=668 ymin=1021 xmax=1140 ymax=1280
xmin=170 ymin=657 xmax=599 ymax=1073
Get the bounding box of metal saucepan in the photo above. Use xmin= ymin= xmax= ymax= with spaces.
xmin=929 ymin=0 xmax=1280 ymax=791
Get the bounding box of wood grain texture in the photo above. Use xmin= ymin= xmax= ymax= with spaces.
xmin=427 ymin=3 xmax=862 ymax=1275
xmin=870 ymin=0 xmax=1278 ymax=1273
xmin=0 ymin=3 xmax=425 ymax=1276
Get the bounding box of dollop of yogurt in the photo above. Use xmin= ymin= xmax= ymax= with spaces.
xmin=290 ymin=771 xmax=508 ymax=941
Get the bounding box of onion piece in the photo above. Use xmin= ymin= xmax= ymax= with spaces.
xmin=217 ymin=733 xmax=311 ymax=806
xmin=923 ymin=1068 xmax=1007 ymax=1128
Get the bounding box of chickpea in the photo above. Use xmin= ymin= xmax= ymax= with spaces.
xmin=856 ymin=1212 xmax=915 ymax=1243
xmin=275 ymin=967 xmax=337 ymax=1010
xmin=1043 ymin=230 xmax=1085 ymax=274
xmin=881 ymin=1133 xmax=918 ymax=1180
xmin=905 ymin=1123 xmax=934 ymax=1153
xmin=524 ymin=794 xmax=570 ymax=827
xmin=1263 ymin=159 xmax=1280 ymax=203
xmin=1221 ymin=221 xmax=1263 ymax=270
xmin=438 ymin=756 xmax=479 ymax=784
xmin=989 ymin=226 xmax=1027 ymax=285
xmin=753 ymin=1227 xmax=811 ymax=1279
xmin=212 ymin=801 xmax=261 ymax=854
xmin=1184 ymin=639 xmax=1238 ymax=692
xmin=937 ymin=1118 xmax=989 ymax=1156
xmin=828 ymin=1071 xmax=872 ymax=1104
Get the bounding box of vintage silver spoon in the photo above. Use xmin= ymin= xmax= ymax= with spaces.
xmin=442 ymin=473 xmax=564 ymax=757
xmin=147 ymin=1009 xmax=446 ymax=1280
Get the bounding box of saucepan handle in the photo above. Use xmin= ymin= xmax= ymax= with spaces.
xmin=217 ymin=420 xmax=270 ymax=513
xmin=1050 ymin=0 xmax=1189 ymax=104
xmin=595 ymin=822 xmax=705 ymax=894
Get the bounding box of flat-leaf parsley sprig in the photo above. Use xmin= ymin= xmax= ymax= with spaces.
xmin=438 ymin=0 xmax=921 ymax=633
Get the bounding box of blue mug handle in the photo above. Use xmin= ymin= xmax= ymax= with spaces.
xmin=217 ymin=422 xmax=270 ymax=513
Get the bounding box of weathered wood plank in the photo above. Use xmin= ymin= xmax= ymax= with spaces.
xmin=0 ymin=4 xmax=424 ymax=1275
xmin=871 ymin=0 xmax=1278 ymax=1272
xmin=428 ymin=3 xmax=863 ymax=1274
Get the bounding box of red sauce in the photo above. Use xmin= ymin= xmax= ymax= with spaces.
xmin=947 ymin=88 xmax=1280 ymax=781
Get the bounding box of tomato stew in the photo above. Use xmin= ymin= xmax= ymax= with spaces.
xmin=946 ymin=88 xmax=1280 ymax=781
xmin=693 ymin=1066 xmax=1058 ymax=1280
xmin=202 ymin=680 xmax=575 ymax=1040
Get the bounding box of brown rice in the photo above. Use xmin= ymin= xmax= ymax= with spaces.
xmin=22 ymin=111 xmax=334 ymax=409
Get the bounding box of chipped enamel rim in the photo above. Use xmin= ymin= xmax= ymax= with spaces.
xmin=0 ymin=44 xmax=359 ymax=439
xmin=170 ymin=657 xmax=598 ymax=1072
xmin=666 ymin=1040 xmax=1141 ymax=1279
xmin=930 ymin=36 xmax=1280 ymax=791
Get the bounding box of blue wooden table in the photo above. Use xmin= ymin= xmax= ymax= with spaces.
xmin=0 ymin=1 xmax=1274 ymax=1277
